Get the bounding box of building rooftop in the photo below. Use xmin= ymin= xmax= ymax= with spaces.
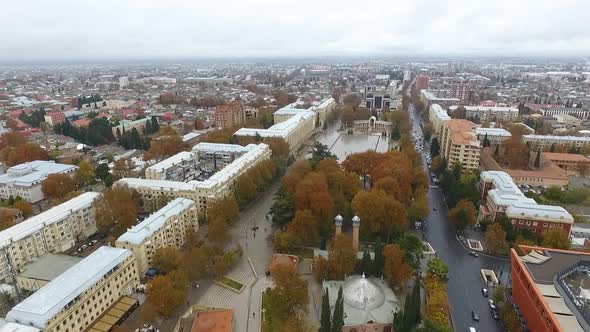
xmin=0 ymin=322 xmax=40 ymax=332
xmin=543 ymin=153 xmax=590 ymax=163
xmin=234 ymin=109 xmax=315 ymax=139
xmin=474 ymin=127 xmax=512 ymax=137
xmin=524 ymin=135 xmax=590 ymax=142
xmin=192 ymin=142 xmax=253 ymax=154
xmin=450 ymin=105 xmax=519 ymax=113
xmin=145 ymin=151 xmax=196 ymax=173
xmin=117 ymin=198 xmax=195 ymax=245
xmin=7 ymin=247 xmax=132 ymax=329
xmin=0 ymin=161 xmax=77 ymax=187
xmin=18 ymin=254 xmax=82 ymax=282
xmin=117 ymin=177 xmax=198 ymax=192
xmin=191 ymin=309 xmax=233 ymax=332
xmin=0 ymin=192 xmax=99 ymax=249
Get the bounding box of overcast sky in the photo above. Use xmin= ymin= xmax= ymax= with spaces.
xmin=1 ymin=0 xmax=589 ymax=62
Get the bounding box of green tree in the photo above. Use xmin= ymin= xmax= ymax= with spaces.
xmin=358 ymin=250 xmax=372 ymax=276
xmin=319 ymin=288 xmax=332 ymax=332
xmin=430 ymin=137 xmax=440 ymax=157
xmin=534 ymin=149 xmax=541 ymax=168
xmin=331 ymin=286 xmax=344 ymax=332
xmin=427 ymin=258 xmax=449 ymax=279
xmin=372 ymin=238 xmax=384 ymax=277
xmin=95 ymin=163 xmax=110 ymax=182
xmin=542 ymin=228 xmax=570 ymax=249
xmin=74 ymin=160 xmax=95 ymax=188
xmin=151 ymin=116 xmax=160 ymax=133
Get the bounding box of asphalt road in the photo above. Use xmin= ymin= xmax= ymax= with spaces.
xmin=408 ymin=104 xmax=510 ymax=332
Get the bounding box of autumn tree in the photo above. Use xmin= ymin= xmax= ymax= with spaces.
xmin=383 ymin=244 xmax=413 ymax=289
xmin=0 ymin=132 xmax=49 ymax=166
xmin=312 ymin=255 xmax=330 ymax=282
xmin=542 ymin=228 xmax=570 ymax=249
xmin=235 ymin=173 xmax=257 ymax=209
xmin=95 ymin=185 xmax=140 ymax=237
xmin=207 ymin=196 xmax=239 ymax=225
xmin=407 ymin=194 xmax=429 ymax=223
xmin=268 ymin=264 xmax=309 ymax=321
xmin=352 ymin=190 xmax=407 ymax=239
xmin=42 ymin=174 xmax=76 ymax=203
xmin=501 ymin=125 xmax=529 ymax=169
xmin=576 ymin=161 xmax=590 ymax=177
xmin=145 ymin=274 xmax=186 ymax=318
xmin=287 ymin=210 xmax=320 ymax=246
xmin=0 ymin=209 xmax=17 ymax=231
xmin=74 ymin=160 xmax=94 ymax=188
xmin=112 ymin=158 xmax=136 ymax=180
xmin=152 ymin=247 xmax=183 ymax=274
xmin=328 ymin=234 xmax=357 ymax=280
xmin=293 ymin=172 xmax=335 ymax=235
xmin=143 ymin=127 xmax=184 ymax=161
xmin=208 ymin=217 xmax=231 ymax=248
xmin=485 ymin=223 xmax=508 ymax=254
xmin=213 ymin=255 xmax=226 ymax=276
xmin=184 ymin=246 xmax=210 ymax=280
xmin=282 ymin=160 xmax=312 ymax=194
xmin=447 ymin=199 xmax=477 ymax=231
xmin=12 ymin=200 xmax=33 ymax=217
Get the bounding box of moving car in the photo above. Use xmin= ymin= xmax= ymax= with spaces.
xmin=482 ymin=288 xmax=488 ymax=297
xmin=472 ymin=310 xmax=480 ymax=321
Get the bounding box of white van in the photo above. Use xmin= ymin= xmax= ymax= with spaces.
xmin=469 ymin=328 xmax=477 ymax=332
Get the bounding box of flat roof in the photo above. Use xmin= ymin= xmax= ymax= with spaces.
xmin=191 ymin=309 xmax=233 ymax=332
xmin=0 ymin=322 xmax=40 ymax=332
xmin=450 ymin=105 xmax=518 ymax=113
xmin=117 ymin=198 xmax=195 ymax=245
xmin=18 ymin=254 xmax=82 ymax=282
xmin=524 ymin=135 xmax=590 ymax=142
xmin=0 ymin=192 xmax=99 ymax=249
xmin=192 ymin=142 xmax=253 ymax=154
xmin=474 ymin=127 xmax=512 ymax=137
xmin=145 ymin=151 xmax=196 ymax=173
xmin=116 ymin=177 xmax=198 ymax=192
xmin=7 ymin=247 xmax=132 ymax=329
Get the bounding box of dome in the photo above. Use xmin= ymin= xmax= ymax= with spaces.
xmin=342 ymin=274 xmax=385 ymax=310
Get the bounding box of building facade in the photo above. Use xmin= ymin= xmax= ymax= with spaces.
xmin=415 ymin=74 xmax=429 ymax=92
xmin=523 ymin=135 xmax=590 ymax=151
xmin=0 ymin=161 xmax=78 ymax=203
xmin=144 ymin=151 xmax=200 ymax=181
xmin=440 ymin=119 xmax=480 ymax=171
xmin=0 ymin=192 xmax=99 ymax=281
xmin=43 ymin=112 xmax=66 ymax=127
xmin=540 ymin=107 xmax=590 ymax=120
xmin=214 ymin=102 xmax=245 ymax=129
xmin=450 ymin=81 xmax=474 ymax=105
xmin=7 ymin=247 xmax=139 ymax=332
xmin=428 ymin=104 xmax=451 ymax=136
xmin=111 ymin=118 xmax=150 ymax=136
xmin=420 ymin=90 xmax=460 ymax=109
xmin=192 ymin=142 xmax=253 ymax=171
xmin=543 ymin=152 xmax=590 ymax=176
xmin=449 ymin=105 xmax=519 ymax=122
xmin=116 ymin=198 xmax=198 ymax=274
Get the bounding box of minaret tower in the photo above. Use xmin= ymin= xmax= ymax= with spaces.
xmin=352 ymin=215 xmax=360 ymax=252
xmin=334 ymin=214 xmax=343 ymax=236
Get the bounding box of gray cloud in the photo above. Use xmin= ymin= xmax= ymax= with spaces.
xmin=0 ymin=0 xmax=589 ymax=62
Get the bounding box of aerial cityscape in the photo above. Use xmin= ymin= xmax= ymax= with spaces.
xmin=1 ymin=1 xmax=590 ymax=332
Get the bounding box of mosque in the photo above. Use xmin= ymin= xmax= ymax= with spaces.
xmin=318 ymin=215 xmax=401 ymax=332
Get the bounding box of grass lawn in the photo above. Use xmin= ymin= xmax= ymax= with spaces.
xmin=261 ymin=291 xmax=281 ymax=332
xmin=215 ymin=276 xmax=244 ymax=292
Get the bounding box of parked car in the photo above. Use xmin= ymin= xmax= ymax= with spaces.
xmin=468 ymin=251 xmax=479 ymax=257
xmin=492 ymin=309 xmax=499 ymax=320
xmin=488 ymin=299 xmax=496 ymax=310
xmin=81 ymin=244 xmax=88 ymax=250
xmin=482 ymin=288 xmax=488 ymax=297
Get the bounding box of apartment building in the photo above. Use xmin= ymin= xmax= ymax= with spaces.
xmin=0 ymin=161 xmax=78 ymax=203
xmin=479 ymin=171 xmax=573 ymax=237
xmin=449 ymin=105 xmax=519 ymax=122
xmin=192 ymin=142 xmax=253 ymax=171
xmin=428 ymin=104 xmax=451 ymax=136
xmin=43 ymin=112 xmax=66 ymax=127
xmin=523 ymin=135 xmax=590 ymax=150
xmin=214 ymin=102 xmax=245 ymax=129
xmin=116 ymin=198 xmax=198 ymax=274
xmin=118 ymin=143 xmax=271 ymax=212
xmin=0 ymin=192 xmax=99 ymax=281
xmin=7 ymin=247 xmax=139 ymax=332
xmin=474 ymin=127 xmax=512 ymax=146
xmin=540 ymin=107 xmax=590 ymax=120
xmin=235 ymin=109 xmax=315 ymax=151
xmin=420 ymin=90 xmax=460 ymax=109
xmin=144 ymin=151 xmax=200 ymax=181
xmin=450 ymin=81 xmax=475 ymax=105
xmin=111 ymin=118 xmax=150 ymax=136
xmin=415 ymin=74 xmax=429 ymax=92
xmin=310 ymin=98 xmax=337 ymax=127
xmin=439 ymin=119 xmax=480 ymax=171
xmin=511 ymin=246 xmax=589 ymax=332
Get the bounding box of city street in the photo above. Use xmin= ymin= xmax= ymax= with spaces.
xmin=408 ymin=104 xmax=510 ymax=332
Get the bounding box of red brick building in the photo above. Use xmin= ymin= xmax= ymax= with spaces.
xmin=214 ymin=102 xmax=245 ymax=129
xmin=511 ymin=246 xmax=590 ymax=332
xmin=415 ymin=74 xmax=430 ymax=92
xmin=43 ymin=111 xmax=66 ymax=126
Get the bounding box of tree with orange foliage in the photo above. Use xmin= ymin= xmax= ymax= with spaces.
xmin=41 ymin=174 xmax=76 ymax=202
xmin=143 ymin=133 xmax=184 ymax=161
xmin=213 ymin=255 xmax=226 ymax=276
xmin=501 ymin=125 xmax=530 ymax=169
xmin=95 ymin=185 xmax=140 ymax=237
xmin=293 ymin=172 xmax=335 ymax=235
xmin=145 ymin=274 xmax=186 ymax=318
xmin=282 ymin=160 xmax=312 ymax=193
xmin=286 ymin=210 xmax=320 ymax=246
xmin=12 ymin=200 xmax=33 ymax=217
xmin=383 ymin=244 xmax=413 ymax=289
xmin=328 ymin=234 xmax=357 ymax=280
xmin=352 ymin=190 xmax=407 ymax=239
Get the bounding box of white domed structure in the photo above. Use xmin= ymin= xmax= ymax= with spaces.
xmin=323 ymin=274 xmax=400 ymax=329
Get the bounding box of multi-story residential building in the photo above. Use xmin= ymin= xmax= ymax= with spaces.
xmin=6 ymin=247 xmax=139 ymax=332
xmin=235 ymin=109 xmax=315 ymax=151
xmin=428 ymin=104 xmax=451 ymax=136
xmin=450 ymin=81 xmax=474 ymax=105
xmin=119 ymin=76 xmax=129 ymax=89
xmin=523 ymin=135 xmax=590 ymax=151
xmin=0 ymin=161 xmax=78 ymax=203
xmin=420 ymin=90 xmax=460 ymax=109
xmin=540 ymin=107 xmax=590 ymax=120
xmin=111 ymin=118 xmax=150 ymax=136
xmin=439 ymin=119 xmax=480 ymax=171
xmin=511 ymin=246 xmax=590 ymax=332
xmin=0 ymin=192 xmax=99 ymax=281
xmin=449 ymin=105 xmax=519 ymax=122
xmin=118 ymin=143 xmax=271 ymax=213
xmin=474 ymin=127 xmax=511 ymax=146
xmin=192 ymin=142 xmax=253 ymax=171
xmin=310 ymin=98 xmax=337 ymax=127
xmin=479 ymin=171 xmax=573 ymax=237
xmin=214 ymin=102 xmax=245 ymax=129
xmin=144 ymin=151 xmax=200 ymax=181
xmin=116 ymin=198 xmax=198 ymax=274
xmin=43 ymin=112 xmax=66 ymax=127
xmin=415 ymin=74 xmax=429 ymax=92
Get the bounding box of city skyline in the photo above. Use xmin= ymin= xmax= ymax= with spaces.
xmin=1 ymin=0 xmax=589 ymax=63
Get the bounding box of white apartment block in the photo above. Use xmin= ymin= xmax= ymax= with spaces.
xmin=119 ymin=76 xmax=129 ymax=89
xmin=118 ymin=143 xmax=271 ymax=213
xmin=235 ymin=105 xmax=316 ymax=151
xmin=7 ymin=247 xmax=139 ymax=332
xmin=310 ymin=98 xmax=337 ymax=127
xmin=116 ymin=198 xmax=198 ymax=274
xmin=0 ymin=192 xmax=99 ymax=281
xmin=0 ymin=161 xmax=78 ymax=203
xmin=192 ymin=142 xmax=253 ymax=170
xmin=540 ymin=107 xmax=590 ymax=120
xmin=474 ymin=127 xmax=512 ymax=146
xmin=144 ymin=151 xmax=200 ymax=181
xmin=522 ymin=135 xmax=590 ymax=150
xmin=440 ymin=119 xmax=480 ymax=171
xmin=420 ymin=90 xmax=460 ymax=109
xmin=428 ymin=104 xmax=451 ymax=136
xmin=449 ymin=105 xmax=519 ymax=122
xmin=0 ymin=322 xmax=40 ymax=332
